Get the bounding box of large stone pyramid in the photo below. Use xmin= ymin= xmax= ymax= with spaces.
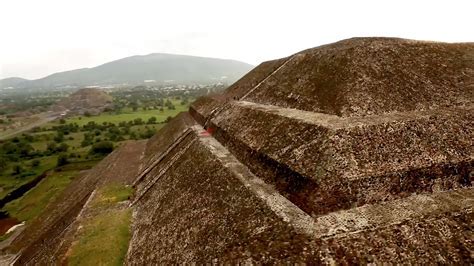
xmin=5 ymin=37 xmax=472 ymax=264
xmin=127 ymin=38 xmax=473 ymax=263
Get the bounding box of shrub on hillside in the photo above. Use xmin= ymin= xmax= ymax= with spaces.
xmin=57 ymin=154 xmax=69 ymax=167
xmin=12 ymin=164 xmax=23 ymax=175
xmin=0 ymin=157 xmax=8 ymax=172
xmin=89 ymin=141 xmax=114 ymax=155
xmin=31 ymin=159 xmax=41 ymax=167
xmin=147 ymin=116 xmax=157 ymax=124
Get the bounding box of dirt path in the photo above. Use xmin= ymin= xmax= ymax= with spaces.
xmin=0 ymin=112 xmax=60 ymax=140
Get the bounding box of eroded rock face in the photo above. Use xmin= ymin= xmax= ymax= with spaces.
xmin=129 ymin=38 xmax=473 ymax=263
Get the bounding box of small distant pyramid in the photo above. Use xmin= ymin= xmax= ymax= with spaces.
xmin=52 ymin=88 xmax=113 ymax=115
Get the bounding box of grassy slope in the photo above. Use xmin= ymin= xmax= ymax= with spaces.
xmin=0 ymin=156 xmax=57 ymax=199
xmin=67 ymin=183 xmax=133 ymax=265
xmin=3 ymin=170 xmax=78 ymax=222
xmin=68 ymin=210 xmax=131 ymax=266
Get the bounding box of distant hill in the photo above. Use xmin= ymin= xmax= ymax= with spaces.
xmin=0 ymin=77 xmax=29 ymax=88
xmin=52 ymin=88 xmax=113 ymax=115
xmin=0 ymin=54 xmax=254 ymax=90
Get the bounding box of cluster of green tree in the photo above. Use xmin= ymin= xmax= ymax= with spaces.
xmin=0 ymin=92 xmax=66 ymax=115
xmin=112 ymin=98 xmax=178 ymax=113
xmin=56 ymin=141 xmax=115 ymax=167
xmin=0 ymin=136 xmax=43 ymax=176
xmin=0 ymin=133 xmax=119 ymax=176
xmin=106 ymin=87 xmax=202 ymax=114
xmin=80 ymin=122 xmax=157 ymax=146
xmin=34 ymin=115 xmax=162 ymax=136
xmin=109 ymin=84 xmax=226 ymax=101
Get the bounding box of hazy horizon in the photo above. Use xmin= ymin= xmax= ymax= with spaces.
xmin=0 ymin=52 xmax=255 ymax=81
xmin=1 ymin=0 xmax=473 ymax=80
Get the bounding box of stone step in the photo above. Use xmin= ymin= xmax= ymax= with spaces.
xmin=317 ymin=192 xmax=473 ymax=264
xmin=313 ymin=187 xmax=473 ymax=239
xmin=141 ymin=112 xmax=196 ymax=167
xmin=191 ymin=125 xmax=315 ymax=236
xmin=131 ymin=134 xmax=197 ymax=206
xmin=133 ymin=131 xmax=197 ymax=196
xmin=191 ymin=99 xmax=473 ymax=216
xmin=133 ymin=128 xmax=192 ymax=187
xmin=127 ymin=123 xmax=321 ymax=263
xmin=190 ymin=56 xmax=297 ymax=128
xmin=128 ymin=120 xmax=474 ymax=263
xmin=225 ymin=57 xmax=290 ymax=101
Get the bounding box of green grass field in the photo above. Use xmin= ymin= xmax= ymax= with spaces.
xmin=67 ymin=183 xmax=133 ymax=265
xmin=0 ymin=97 xmax=188 ymax=232
xmin=90 ymin=183 xmax=133 ymax=209
xmin=3 ymin=169 xmax=78 ymax=222
xmin=68 ymin=209 xmax=132 ymax=266
xmin=0 ymin=156 xmax=57 ymax=199
xmin=47 ymin=99 xmax=189 ymax=127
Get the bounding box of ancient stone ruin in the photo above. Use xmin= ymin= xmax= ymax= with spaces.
xmin=4 ymin=37 xmax=474 ymax=264
xmin=127 ymin=37 xmax=473 ymax=263
xmin=52 ymin=88 xmax=113 ymax=116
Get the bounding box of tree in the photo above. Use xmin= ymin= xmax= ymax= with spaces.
xmin=57 ymin=154 xmax=69 ymax=167
xmin=31 ymin=159 xmax=41 ymax=167
xmin=22 ymin=134 xmax=34 ymax=142
xmin=12 ymin=164 xmax=23 ymax=175
xmin=0 ymin=157 xmax=8 ymax=172
xmin=59 ymin=118 xmax=66 ymax=124
xmin=18 ymin=143 xmax=33 ymax=157
xmin=57 ymin=143 xmax=69 ymax=152
xmin=147 ymin=116 xmax=157 ymax=124
xmin=133 ymin=118 xmax=144 ymax=125
xmin=47 ymin=142 xmax=58 ymax=153
xmin=81 ymin=139 xmax=92 ymax=147
xmin=89 ymin=141 xmax=114 ymax=155
xmin=54 ymin=131 xmax=64 ymax=143
xmin=140 ymin=128 xmax=156 ymax=139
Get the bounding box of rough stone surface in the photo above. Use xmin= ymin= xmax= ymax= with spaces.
xmin=128 ymin=37 xmax=473 ymax=263
xmin=243 ymin=38 xmax=474 ymax=117
xmin=4 ymin=37 xmax=473 ymax=264
xmin=206 ymin=100 xmax=472 ymax=215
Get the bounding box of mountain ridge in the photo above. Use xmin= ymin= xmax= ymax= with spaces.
xmin=0 ymin=53 xmax=254 ymax=90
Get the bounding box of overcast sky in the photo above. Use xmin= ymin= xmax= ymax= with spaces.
xmin=0 ymin=0 xmax=472 ymax=79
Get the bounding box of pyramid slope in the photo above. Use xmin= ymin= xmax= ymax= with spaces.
xmin=5 ymin=38 xmax=472 ymax=264
xmin=231 ymin=37 xmax=474 ymax=117
xmin=128 ymin=37 xmax=473 ymax=262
